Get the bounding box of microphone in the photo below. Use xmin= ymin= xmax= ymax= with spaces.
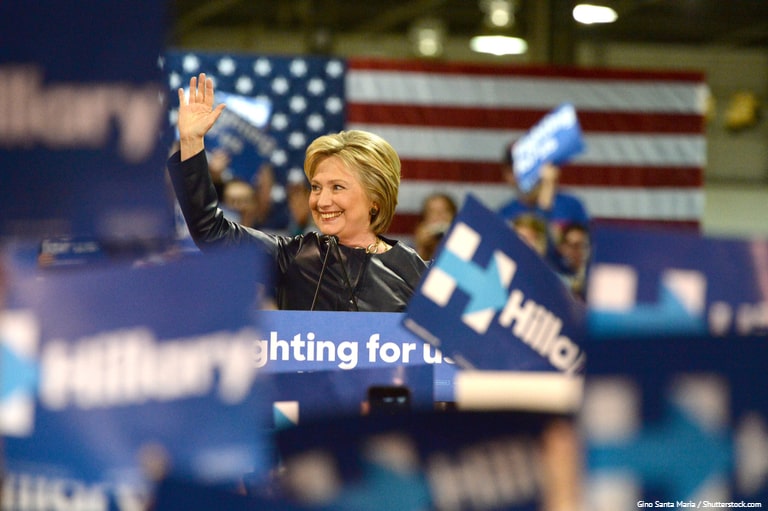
xmin=322 ymin=234 xmax=339 ymax=245
xmin=310 ymin=235 xmax=335 ymax=311
xmin=328 ymin=235 xmax=359 ymax=311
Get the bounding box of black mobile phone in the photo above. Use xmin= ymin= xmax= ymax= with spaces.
xmin=367 ymin=385 xmax=411 ymax=414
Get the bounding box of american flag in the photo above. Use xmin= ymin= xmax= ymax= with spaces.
xmin=163 ymin=51 xmax=707 ymax=236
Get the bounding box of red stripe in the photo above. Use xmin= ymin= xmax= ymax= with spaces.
xmin=400 ymin=159 xmax=703 ymax=188
xmin=389 ymin=214 xmax=425 ymax=237
xmin=387 ymin=214 xmax=700 ymax=237
xmin=558 ymin=165 xmax=703 ymax=188
xmin=348 ymin=104 xmax=704 ymax=134
xmin=400 ymin=159 xmax=505 ymax=183
xmin=348 ymin=57 xmax=706 ymax=83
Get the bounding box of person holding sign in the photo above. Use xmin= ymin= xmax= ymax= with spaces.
xmin=498 ymin=104 xmax=590 ymax=276
xmin=498 ymin=103 xmax=589 ymax=240
xmin=168 ymin=73 xmax=428 ymax=312
xmin=499 ymin=155 xmax=589 ymax=243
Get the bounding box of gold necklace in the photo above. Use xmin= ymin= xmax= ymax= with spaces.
xmin=365 ymin=238 xmax=380 ymax=254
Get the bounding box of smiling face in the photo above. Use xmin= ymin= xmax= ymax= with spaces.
xmin=309 ymin=155 xmax=376 ymax=247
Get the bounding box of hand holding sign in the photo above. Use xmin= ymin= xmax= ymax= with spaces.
xmin=512 ymin=103 xmax=585 ymax=194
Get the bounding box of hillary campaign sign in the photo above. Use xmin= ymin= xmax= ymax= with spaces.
xmin=403 ymin=195 xmax=586 ymax=373
xmin=254 ymin=310 xmax=456 ymax=403
xmin=1 ymin=247 xmax=273 ymax=510
xmin=512 ymin=103 xmax=585 ymax=194
xmin=587 ymin=227 xmax=768 ymax=339
xmin=0 ymin=1 xmax=174 ymax=244
xmin=580 ymin=334 xmax=768 ymax=508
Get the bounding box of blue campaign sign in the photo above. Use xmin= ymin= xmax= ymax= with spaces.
xmin=581 ymin=334 xmax=768 ymax=508
xmin=205 ymin=90 xmax=276 ymax=182
xmin=1 ymin=246 xmax=274 ymax=510
xmin=512 ymin=103 xmax=585 ymax=194
xmin=587 ymin=226 xmax=768 ymax=339
xmin=403 ymin=195 xmax=586 ymax=373
xmin=253 ymin=310 xmax=459 ymax=403
xmin=0 ymin=0 xmax=174 ymax=243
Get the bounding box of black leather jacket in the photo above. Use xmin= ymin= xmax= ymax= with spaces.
xmin=167 ymin=150 xmax=428 ymax=312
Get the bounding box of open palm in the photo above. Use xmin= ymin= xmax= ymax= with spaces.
xmin=177 ymin=72 xmax=225 ymax=142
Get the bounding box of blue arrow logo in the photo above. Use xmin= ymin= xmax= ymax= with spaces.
xmin=589 ymin=280 xmax=708 ymax=338
xmin=1 ymin=342 xmax=39 ymax=401
xmin=434 ymin=249 xmax=510 ymax=316
xmin=588 ymin=402 xmax=732 ymax=499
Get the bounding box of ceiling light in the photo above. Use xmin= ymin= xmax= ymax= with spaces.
xmin=409 ymin=18 xmax=446 ymax=58
xmin=483 ymin=0 xmax=514 ymax=28
xmin=573 ymin=4 xmax=618 ymax=24
xmin=470 ymin=35 xmax=528 ymax=56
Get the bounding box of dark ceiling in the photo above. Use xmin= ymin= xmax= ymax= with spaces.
xmin=169 ymin=0 xmax=768 ymax=56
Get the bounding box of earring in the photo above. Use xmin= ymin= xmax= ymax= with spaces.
xmin=370 ymin=207 xmax=378 ymax=217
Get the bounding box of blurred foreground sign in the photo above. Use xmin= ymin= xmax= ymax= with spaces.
xmin=0 ymin=0 xmax=173 ymax=243
xmin=581 ymin=334 xmax=768 ymax=509
xmin=1 ymin=246 xmax=272 ymax=510
xmin=587 ymin=227 xmax=768 ymax=339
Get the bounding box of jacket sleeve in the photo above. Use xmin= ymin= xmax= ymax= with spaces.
xmin=166 ymin=149 xmax=279 ymax=257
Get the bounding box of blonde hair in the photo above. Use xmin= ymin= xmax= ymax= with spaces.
xmin=304 ymin=130 xmax=400 ymax=234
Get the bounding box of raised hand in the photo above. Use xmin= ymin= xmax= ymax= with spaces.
xmin=177 ymin=72 xmax=226 ymax=160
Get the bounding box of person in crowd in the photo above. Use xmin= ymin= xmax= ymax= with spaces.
xmin=555 ymin=222 xmax=592 ymax=302
xmin=168 ymin=73 xmax=428 ymax=312
xmin=284 ymin=169 xmax=317 ymax=236
xmin=413 ymin=192 xmax=457 ymax=261
xmin=250 ymin=160 xmax=284 ymax=229
xmin=207 ymin=147 xmax=234 ymax=200
xmin=499 ymin=141 xmax=590 ymax=272
xmin=221 ymin=177 xmax=259 ymax=226
xmin=498 ymin=142 xmax=589 ymax=248
xmin=511 ymin=213 xmax=549 ymax=259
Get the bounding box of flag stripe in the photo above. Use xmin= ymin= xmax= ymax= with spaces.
xmin=398 ymin=159 xmax=703 ymax=188
xmin=347 ymin=124 xmax=704 ymax=166
xmin=347 ymin=104 xmax=704 ymax=134
xmin=348 ymin=57 xmax=706 ymax=84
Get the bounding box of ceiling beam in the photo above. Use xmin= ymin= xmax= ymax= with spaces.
xmin=356 ymin=0 xmax=448 ymax=34
xmin=173 ymin=0 xmax=246 ymax=39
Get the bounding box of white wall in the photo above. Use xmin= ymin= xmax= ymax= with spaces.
xmin=704 ymin=183 xmax=768 ymax=239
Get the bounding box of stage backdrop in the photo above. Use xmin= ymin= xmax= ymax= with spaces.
xmin=163 ymin=52 xmax=707 ymax=235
